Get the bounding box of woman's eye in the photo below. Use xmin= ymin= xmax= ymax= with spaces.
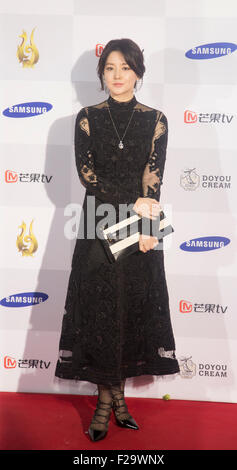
xmin=105 ymin=66 xmax=130 ymax=71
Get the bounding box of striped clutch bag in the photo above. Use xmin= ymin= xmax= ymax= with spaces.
xmin=98 ymin=209 xmax=174 ymax=263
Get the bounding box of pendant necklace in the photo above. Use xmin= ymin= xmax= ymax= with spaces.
xmin=107 ymin=105 xmax=135 ymax=149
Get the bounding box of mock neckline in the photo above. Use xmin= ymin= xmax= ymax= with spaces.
xmin=107 ymin=94 xmax=137 ymax=110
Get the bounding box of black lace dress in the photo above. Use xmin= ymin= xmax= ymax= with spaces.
xmin=55 ymin=94 xmax=180 ymax=386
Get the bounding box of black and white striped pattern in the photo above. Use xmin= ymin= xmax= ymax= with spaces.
xmin=99 ymin=210 xmax=174 ymax=263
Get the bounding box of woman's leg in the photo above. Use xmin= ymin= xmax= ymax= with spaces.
xmin=110 ymin=379 xmax=132 ymax=420
xmin=110 ymin=379 xmax=139 ymax=429
xmin=88 ymin=383 xmax=113 ymax=441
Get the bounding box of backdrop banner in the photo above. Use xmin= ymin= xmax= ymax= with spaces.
xmin=0 ymin=0 xmax=237 ymax=402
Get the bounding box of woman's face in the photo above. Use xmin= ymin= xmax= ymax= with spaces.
xmin=103 ymin=50 xmax=139 ymax=101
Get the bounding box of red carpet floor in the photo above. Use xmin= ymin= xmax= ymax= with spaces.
xmin=0 ymin=392 xmax=236 ymax=450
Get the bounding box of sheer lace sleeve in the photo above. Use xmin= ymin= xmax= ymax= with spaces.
xmin=142 ymin=112 xmax=168 ymax=202
xmin=75 ymin=107 xmax=137 ymax=210
xmin=139 ymin=112 xmax=168 ymax=237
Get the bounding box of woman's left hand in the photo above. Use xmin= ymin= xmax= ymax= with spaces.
xmin=133 ymin=197 xmax=161 ymax=220
xmin=139 ymin=234 xmax=159 ymax=253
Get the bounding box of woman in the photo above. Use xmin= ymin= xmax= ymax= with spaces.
xmin=55 ymin=38 xmax=180 ymax=442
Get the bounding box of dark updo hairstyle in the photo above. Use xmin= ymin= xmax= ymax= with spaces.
xmin=97 ymin=38 xmax=145 ymax=91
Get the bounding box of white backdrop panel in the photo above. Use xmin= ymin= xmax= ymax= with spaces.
xmin=0 ymin=268 xmax=69 ymax=332
xmin=0 ymin=14 xmax=73 ymax=81
xmin=161 ymin=148 xmax=236 ymax=214
xmin=165 ymin=0 xmax=237 ymax=18
xmin=74 ymin=0 xmax=166 ymax=17
xmin=164 ymin=211 xmax=236 ymax=277
xmin=0 ymin=0 xmax=74 ymax=15
xmin=0 ymin=81 xmax=73 ymax=145
xmin=164 ymin=85 xmax=237 ymax=150
xmin=168 ymin=274 xmax=237 ymax=340
xmin=0 ymin=143 xmax=72 ymax=208
xmin=0 ymin=207 xmax=72 ymax=271
xmin=165 ymin=17 xmax=237 ymax=85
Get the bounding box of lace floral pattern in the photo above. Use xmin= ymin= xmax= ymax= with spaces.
xmin=55 ymin=94 xmax=180 ymax=386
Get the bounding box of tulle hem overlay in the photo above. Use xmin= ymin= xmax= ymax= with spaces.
xmin=55 ymin=357 xmax=180 ymax=386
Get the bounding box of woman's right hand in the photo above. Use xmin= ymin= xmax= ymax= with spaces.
xmin=133 ymin=197 xmax=161 ymax=220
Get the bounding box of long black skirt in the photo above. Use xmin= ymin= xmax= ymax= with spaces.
xmin=55 ymin=195 xmax=180 ymax=386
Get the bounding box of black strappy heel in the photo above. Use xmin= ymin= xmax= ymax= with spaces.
xmin=88 ymin=398 xmax=113 ymax=442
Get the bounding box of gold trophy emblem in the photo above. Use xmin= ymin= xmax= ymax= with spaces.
xmin=16 ymin=220 xmax=38 ymax=256
xmin=17 ymin=27 xmax=39 ymax=68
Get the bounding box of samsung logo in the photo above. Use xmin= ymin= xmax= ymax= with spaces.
xmin=0 ymin=292 xmax=48 ymax=307
xmin=180 ymin=236 xmax=230 ymax=252
xmin=185 ymin=42 xmax=237 ymax=60
xmin=2 ymin=101 xmax=53 ymax=118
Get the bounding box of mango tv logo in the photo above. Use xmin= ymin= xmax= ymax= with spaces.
xmin=185 ymin=42 xmax=237 ymax=59
xmin=184 ymin=110 xmax=197 ymax=123
xmin=180 ymin=236 xmax=230 ymax=252
xmin=95 ymin=43 xmax=105 ymax=57
xmin=4 ymin=356 xmax=17 ymax=368
xmin=2 ymin=101 xmax=53 ymax=118
xmin=180 ymin=300 xmax=192 ymax=313
xmin=0 ymin=292 xmax=48 ymax=307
